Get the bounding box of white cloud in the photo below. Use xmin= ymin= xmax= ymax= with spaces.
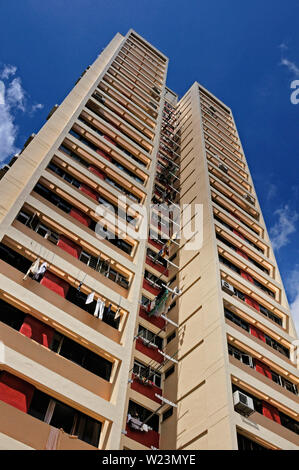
xmin=280 ymin=58 xmax=299 ymax=77
xmin=286 ymin=266 xmax=299 ymax=337
xmin=0 ymin=64 xmax=43 ymax=164
xmin=0 ymin=81 xmax=5 ymax=105
xmin=6 ymin=77 xmax=25 ymax=111
xmin=0 ymin=64 xmax=17 ymax=80
xmin=31 ymin=103 xmax=44 ymax=114
xmin=0 ymin=91 xmax=20 ymax=162
xmin=270 ymin=205 xmax=298 ymax=250
xmin=279 ymin=42 xmax=288 ymax=50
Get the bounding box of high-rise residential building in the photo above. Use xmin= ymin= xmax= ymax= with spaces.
xmin=0 ymin=30 xmax=298 ymax=451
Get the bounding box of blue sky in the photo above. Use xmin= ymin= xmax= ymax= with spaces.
xmin=0 ymin=0 xmax=298 ymax=331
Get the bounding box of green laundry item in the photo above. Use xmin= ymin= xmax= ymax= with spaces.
xmin=148 ymin=288 xmax=169 ymax=317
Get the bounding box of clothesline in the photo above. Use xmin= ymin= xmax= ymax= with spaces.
xmin=23 ymin=257 xmax=120 ymax=320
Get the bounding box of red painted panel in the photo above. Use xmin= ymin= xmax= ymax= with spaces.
xmin=236 ymin=249 xmax=248 ymax=260
xmin=244 ymin=295 xmax=260 ymax=312
xmin=103 ymin=135 xmax=115 ymax=145
xmin=19 ymin=315 xmax=54 ymax=348
xmin=241 ymin=271 xmax=254 ymax=283
xmin=131 ymin=374 xmax=162 ymax=404
xmin=143 ymin=279 xmax=161 ymax=296
xmin=254 ymin=359 xmax=272 ymax=379
xmin=96 ymin=149 xmax=112 ymax=162
xmin=231 ymin=211 xmax=241 ymax=221
xmin=148 ymin=237 xmax=163 ymax=250
xmin=57 ymin=235 xmax=82 ymax=259
xmin=69 ymin=207 xmax=91 ymax=227
xmin=0 ymin=371 xmax=34 ymax=413
xmin=145 ymin=256 xmax=168 ymax=276
xmin=79 ymin=184 xmax=99 ymax=201
xmin=139 ymin=306 xmax=166 ymax=329
xmin=250 ymin=325 xmax=266 ymax=342
xmin=262 ymin=401 xmax=281 ymax=424
xmin=135 ymin=337 xmax=164 ymax=363
xmin=233 ymin=229 xmax=245 ymax=240
xmin=40 ymin=271 xmax=70 ymax=298
xmin=88 ymin=166 xmax=105 ymax=180
xmin=126 ymin=423 xmax=160 ymax=449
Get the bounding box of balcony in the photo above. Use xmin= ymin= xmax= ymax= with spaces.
xmin=234 ymin=407 xmax=299 ymax=447
xmin=143 ymin=279 xmax=161 ymax=296
xmin=148 ymin=236 xmax=164 ymax=251
xmin=0 ymin=401 xmax=97 ymax=450
xmin=125 ymin=422 xmax=159 ymax=449
xmin=0 ymin=260 xmax=121 ymax=343
xmin=225 ymin=318 xmax=292 ymax=365
xmin=135 ymin=337 xmax=164 ymax=363
xmin=1 ymin=322 xmax=113 ymax=401
xmin=139 ymin=305 xmax=166 ymax=329
xmin=145 ymin=255 xmax=168 ymax=276
xmin=130 ymin=373 xmax=162 ymax=404
xmin=13 ymin=220 xmax=130 ymax=297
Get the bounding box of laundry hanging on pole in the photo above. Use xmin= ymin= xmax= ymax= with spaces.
xmin=86 ymin=291 xmax=95 ymax=305
xmin=146 ymin=299 xmax=155 ymax=313
xmin=33 ymin=262 xmax=48 ymax=281
xmin=149 ymin=286 xmax=169 ymax=317
xmin=23 ymin=257 xmax=41 ymax=280
xmin=94 ymin=298 xmax=105 ymax=319
xmin=114 ymin=306 xmax=121 ymax=320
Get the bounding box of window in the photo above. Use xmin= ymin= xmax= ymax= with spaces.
xmin=0 ymin=242 xmax=32 ymax=274
xmin=51 ymin=333 xmax=112 ymax=381
xmin=146 ymin=248 xmax=167 ymax=268
xmin=144 ymin=270 xmax=164 ymax=289
xmin=228 ymin=343 xmax=253 ymax=367
xmin=28 ymin=390 xmax=102 ymax=447
xmin=138 ymin=325 xmax=163 ymax=350
xmin=0 ymin=298 xmax=26 ymax=331
xmin=162 ymin=407 xmax=173 ymax=422
xmin=237 ymin=433 xmax=269 ymax=451
xmin=281 ymin=377 xmax=298 ymax=395
xmin=33 ymin=184 xmax=133 ymax=256
xmin=48 ymin=162 xmax=81 ymax=189
xmin=219 ymin=255 xmax=275 ymax=298
xmin=224 ymin=308 xmax=249 ymax=332
xmin=128 ymin=400 xmax=159 ymax=432
xmin=133 ymin=360 xmax=161 ymax=388
xmin=35 ymin=223 xmax=59 ymax=244
xmin=232 ymin=384 xmax=299 ymax=434
xmin=259 ymin=304 xmax=282 ymax=326
xmin=216 ymin=233 xmax=268 ymax=274
xmin=165 ymin=365 xmax=175 ymax=379
xmin=264 ymin=334 xmax=289 ymax=358
xmin=167 ymin=331 xmax=176 ymax=344
xmin=16 ymin=210 xmax=31 ymax=226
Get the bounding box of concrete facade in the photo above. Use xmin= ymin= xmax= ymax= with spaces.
xmin=0 ymin=30 xmax=298 ymax=451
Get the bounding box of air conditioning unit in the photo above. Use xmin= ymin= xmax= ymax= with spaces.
xmin=221 ymin=280 xmax=235 ymax=296
xmin=219 ymin=163 xmax=228 ymax=173
xmin=233 ymin=391 xmax=255 ymax=417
